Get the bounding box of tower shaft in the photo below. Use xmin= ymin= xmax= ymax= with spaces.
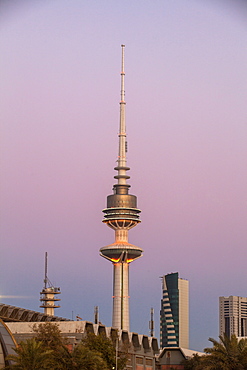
xmin=113 ymin=262 xmax=129 ymax=329
xmin=100 ymin=45 xmax=143 ymax=332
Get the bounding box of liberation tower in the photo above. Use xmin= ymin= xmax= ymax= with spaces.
xmin=100 ymin=45 xmax=143 ymax=332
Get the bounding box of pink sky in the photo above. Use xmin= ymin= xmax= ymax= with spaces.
xmin=1 ymin=0 xmax=247 ymax=351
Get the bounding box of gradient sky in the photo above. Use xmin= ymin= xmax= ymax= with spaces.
xmin=1 ymin=0 xmax=246 ymax=351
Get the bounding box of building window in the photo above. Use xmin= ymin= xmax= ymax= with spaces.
xmin=136 ymin=357 xmax=144 ymax=365
xmin=146 ymin=358 xmax=153 ymax=366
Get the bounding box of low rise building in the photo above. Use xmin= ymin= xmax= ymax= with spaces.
xmin=6 ymin=320 xmax=159 ymax=370
xmin=158 ymin=347 xmax=204 ymax=370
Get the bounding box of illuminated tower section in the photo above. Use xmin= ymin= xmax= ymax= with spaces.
xmin=100 ymin=45 xmax=143 ymax=332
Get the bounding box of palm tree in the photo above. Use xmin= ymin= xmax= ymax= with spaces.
xmin=5 ymin=338 xmax=53 ymax=369
xmin=182 ymin=353 xmax=203 ymax=369
xmin=202 ymin=333 xmax=247 ymax=369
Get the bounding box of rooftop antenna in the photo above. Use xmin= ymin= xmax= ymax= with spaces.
xmin=94 ymin=306 xmax=99 ymax=324
xmin=149 ymin=307 xmax=154 ymax=337
xmin=44 ymin=251 xmax=48 ymax=289
xmin=40 ymin=252 xmax=61 ymax=316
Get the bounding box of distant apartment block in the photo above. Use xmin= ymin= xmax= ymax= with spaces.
xmin=160 ymin=272 xmax=189 ymax=349
xmin=219 ymin=296 xmax=247 ymax=338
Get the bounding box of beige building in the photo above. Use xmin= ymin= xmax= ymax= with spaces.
xmin=219 ymin=296 xmax=247 ymax=338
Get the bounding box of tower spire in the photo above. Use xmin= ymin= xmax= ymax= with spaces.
xmin=100 ymin=46 xmax=143 ymax=332
xmin=114 ymin=45 xmax=130 ymax=193
xmin=115 ymin=44 xmax=129 ymax=184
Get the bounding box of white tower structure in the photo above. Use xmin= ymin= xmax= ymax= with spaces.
xmin=40 ymin=252 xmax=60 ymax=316
xmin=100 ymin=45 xmax=143 ymax=331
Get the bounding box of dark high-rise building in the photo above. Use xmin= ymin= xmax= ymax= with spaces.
xmin=160 ymin=272 xmax=189 ymax=348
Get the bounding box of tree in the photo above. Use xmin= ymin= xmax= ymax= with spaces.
xmin=49 ymin=344 xmax=74 ymax=370
xmin=182 ymin=353 xmax=203 ymax=370
xmin=182 ymin=334 xmax=247 ymax=370
xmin=72 ymin=343 xmax=108 ymax=370
xmin=5 ymin=338 xmax=53 ymax=370
xmin=202 ymin=333 xmax=247 ymax=369
xmin=33 ymin=322 xmax=66 ymax=350
xmin=33 ymin=323 xmax=111 ymax=370
xmin=6 ymin=323 xmax=128 ymax=370
xmin=81 ymin=333 xmax=115 ymax=369
xmin=81 ymin=332 xmax=128 ymax=370
xmin=32 ymin=322 xmax=75 ymax=369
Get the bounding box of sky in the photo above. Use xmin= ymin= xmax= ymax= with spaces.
xmin=0 ymin=0 xmax=247 ymax=352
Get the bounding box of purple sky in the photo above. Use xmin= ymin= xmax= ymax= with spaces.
xmin=1 ymin=0 xmax=247 ymax=351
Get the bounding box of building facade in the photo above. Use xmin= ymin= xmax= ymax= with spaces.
xmin=0 ymin=319 xmax=17 ymax=369
xmin=6 ymin=321 xmax=159 ymax=370
xmin=158 ymin=347 xmax=204 ymax=370
xmin=219 ymin=296 xmax=247 ymax=338
xmin=160 ymin=273 xmax=189 ymax=349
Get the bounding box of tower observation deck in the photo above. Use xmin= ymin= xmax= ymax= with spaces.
xmin=100 ymin=45 xmax=143 ymax=332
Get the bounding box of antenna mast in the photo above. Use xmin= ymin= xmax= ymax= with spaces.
xmin=94 ymin=306 xmax=99 ymax=324
xmin=44 ymin=252 xmax=48 ymax=289
xmin=149 ymin=307 xmax=154 ymax=337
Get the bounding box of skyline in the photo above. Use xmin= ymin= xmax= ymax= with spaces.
xmin=1 ymin=0 xmax=247 ymax=351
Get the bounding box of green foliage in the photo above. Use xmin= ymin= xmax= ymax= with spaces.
xmin=5 ymin=338 xmax=53 ymax=370
xmin=202 ymin=333 xmax=247 ymax=369
xmin=81 ymin=333 xmax=116 ymax=369
xmin=81 ymin=332 xmax=128 ymax=370
xmin=72 ymin=343 xmax=108 ymax=370
xmin=182 ymin=353 xmax=204 ymax=370
xmin=182 ymin=333 xmax=247 ymax=370
xmin=5 ymin=323 xmax=129 ymax=370
xmin=49 ymin=344 xmax=74 ymax=370
xmin=33 ymin=322 xmax=66 ymax=350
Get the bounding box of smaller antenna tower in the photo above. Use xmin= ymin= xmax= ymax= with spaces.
xmin=40 ymin=252 xmax=61 ymax=316
xmin=149 ymin=307 xmax=154 ymax=337
xmin=94 ymin=306 xmax=99 ymax=324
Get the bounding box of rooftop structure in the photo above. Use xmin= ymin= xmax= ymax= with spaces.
xmin=6 ymin=321 xmax=159 ymax=369
xmin=100 ymin=45 xmax=143 ymax=332
xmin=0 ymin=303 xmax=69 ymax=323
xmin=40 ymin=252 xmax=61 ymax=316
xmin=159 ymin=347 xmax=204 ymax=369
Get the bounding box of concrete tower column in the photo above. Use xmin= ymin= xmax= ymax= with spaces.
xmin=112 ymin=262 xmax=129 ymax=330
